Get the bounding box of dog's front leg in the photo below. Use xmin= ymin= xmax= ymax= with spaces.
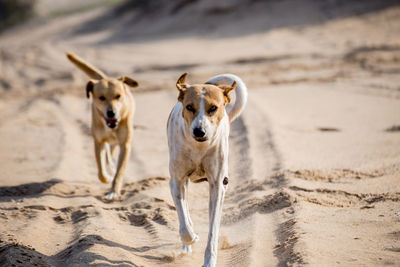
xmin=169 ymin=177 xmax=199 ymax=253
xmin=105 ymin=144 xmax=117 ymax=176
xmin=94 ymin=141 xmax=113 ymax=183
xmin=204 ymin=145 xmax=229 ymax=267
xmin=105 ymin=143 xmax=131 ymax=200
xmin=203 ymin=176 xmax=226 ymax=267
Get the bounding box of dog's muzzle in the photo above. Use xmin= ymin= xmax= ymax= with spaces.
xmin=192 ymin=127 xmax=207 ymax=142
xmin=193 ymin=136 xmax=208 ymax=142
xmin=105 ymin=117 xmax=118 ymax=129
xmin=105 ymin=109 xmax=118 ymax=129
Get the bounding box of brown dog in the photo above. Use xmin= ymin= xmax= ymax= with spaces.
xmin=66 ymin=52 xmax=138 ymax=200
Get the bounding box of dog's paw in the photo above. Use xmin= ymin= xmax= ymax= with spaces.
xmin=181 ymin=232 xmax=199 ymax=245
xmin=202 ymin=259 xmax=215 ymax=267
xmin=182 ymin=244 xmax=192 ymax=254
xmin=98 ymin=176 xmax=110 ymax=184
xmin=192 ymin=234 xmax=199 ymax=243
xmin=181 ymin=234 xmax=199 ymax=254
xmin=103 ymin=191 xmax=121 ymax=201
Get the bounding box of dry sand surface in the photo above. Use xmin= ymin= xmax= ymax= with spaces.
xmin=1 ymin=0 xmax=400 ymax=266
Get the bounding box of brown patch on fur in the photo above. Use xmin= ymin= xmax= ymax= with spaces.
xmin=207 ymin=81 xmax=237 ymax=103
xmin=203 ymin=85 xmax=227 ymax=125
xmin=180 ymin=84 xmax=227 ymax=127
xmin=223 ymin=177 xmax=229 ymax=185
xmin=175 ymin=72 xmax=234 ymax=130
xmin=176 ymin=72 xmax=189 ymax=102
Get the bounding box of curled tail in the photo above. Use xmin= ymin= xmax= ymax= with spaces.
xmin=206 ymin=74 xmax=248 ymax=122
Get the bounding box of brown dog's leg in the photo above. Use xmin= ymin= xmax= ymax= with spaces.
xmin=108 ymin=143 xmax=131 ymax=197
xmin=94 ymin=141 xmax=112 ymax=183
xmin=104 ymin=143 xmax=116 ymax=176
xmin=111 ymin=144 xmax=118 ymax=158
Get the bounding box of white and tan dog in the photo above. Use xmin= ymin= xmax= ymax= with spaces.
xmin=66 ymin=52 xmax=138 ymax=200
xmin=167 ymin=73 xmax=247 ymax=266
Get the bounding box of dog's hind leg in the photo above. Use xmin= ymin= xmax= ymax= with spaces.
xmin=169 ymin=177 xmax=199 ymax=253
xmin=94 ymin=141 xmax=113 ymax=184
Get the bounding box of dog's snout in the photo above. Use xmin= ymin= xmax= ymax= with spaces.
xmin=193 ymin=127 xmax=206 ymax=138
xmin=107 ymin=110 xmax=115 ymax=118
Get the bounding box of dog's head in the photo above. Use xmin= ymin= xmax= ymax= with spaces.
xmin=86 ymin=77 xmax=138 ymax=129
xmin=176 ymin=72 xmax=236 ymax=143
xmin=66 ymin=52 xmax=138 ymax=129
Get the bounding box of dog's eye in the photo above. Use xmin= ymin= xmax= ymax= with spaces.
xmin=186 ymin=105 xmax=195 ymax=113
xmin=115 ymin=94 xmax=121 ymax=100
xmin=99 ymin=96 xmax=106 ymax=101
xmin=208 ymin=105 xmax=218 ymax=114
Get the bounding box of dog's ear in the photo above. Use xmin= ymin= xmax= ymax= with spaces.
xmin=218 ymin=81 xmax=237 ymax=103
xmin=86 ymin=80 xmax=95 ymax=98
xmin=176 ymin=72 xmax=189 ymax=102
xmin=120 ymin=76 xmax=139 ymax=88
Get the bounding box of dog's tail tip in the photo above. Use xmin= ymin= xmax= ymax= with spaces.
xmin=65 ymin=52 xmax=80 ymax=64
xmin=65 ymin=52 xmax=74 ymax=60
xmin=64 ymin=51 xmax=106 ymax=80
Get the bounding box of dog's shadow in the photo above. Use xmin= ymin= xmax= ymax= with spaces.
xmin=0 ymin=235 xmax=174 ymax=266
xmin=0 ymin=179 xmax=94 ymax=203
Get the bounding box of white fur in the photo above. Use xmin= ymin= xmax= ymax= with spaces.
xmin=167 ymin=74 xmax=248 ymax=267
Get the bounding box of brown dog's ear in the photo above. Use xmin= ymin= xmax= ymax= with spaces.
xmin=219 ymin=81 xmax=237 ymax=103
xmin=120 ymin=76 xmax=139 ymax=88
xmin=86 ymin=80 xmax=95 ymax=98
xmin=176 ymin=72 xmax=189 ymax=102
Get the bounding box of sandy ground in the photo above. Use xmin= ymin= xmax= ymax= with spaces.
xmin=0 ymin=0 xmax=400 ymax=266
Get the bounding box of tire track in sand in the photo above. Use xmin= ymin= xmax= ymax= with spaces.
xmin=0 ymin=92 xmax=179 ymax=266
xmin=222 ymin=95 xmax=304 ymax=266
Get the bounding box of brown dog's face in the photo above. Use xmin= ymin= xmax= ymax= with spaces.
xmin=176 ymin=73 xmax=236 ymax=142
xmin=66 ymin=52 xmax=138 ymax=129
xmin=87 ymin=77 xmax=138 ymax=129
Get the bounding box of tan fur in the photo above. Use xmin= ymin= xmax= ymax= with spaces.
xmin=66 ymin=52 xmax=106 ymax=80
xmin=66 ymin=52 xmax=138 ymax=200
xmin=180 ymin=84 xmax=228 ymax=128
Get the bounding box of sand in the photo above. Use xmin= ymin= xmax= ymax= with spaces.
xmin=0 ymin=0 xmax=399 ymax=266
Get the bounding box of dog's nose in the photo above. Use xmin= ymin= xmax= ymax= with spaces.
xmin=193 ymin=127 xmax=206 ymax=138
xmin=107 ymin=110 xmax=115 ymax=118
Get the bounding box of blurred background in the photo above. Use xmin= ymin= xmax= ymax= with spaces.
xmin=0 ymin=0 xmax=399 ymax=266
xmin=1 ymin=0 xmax=400 ymax=94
